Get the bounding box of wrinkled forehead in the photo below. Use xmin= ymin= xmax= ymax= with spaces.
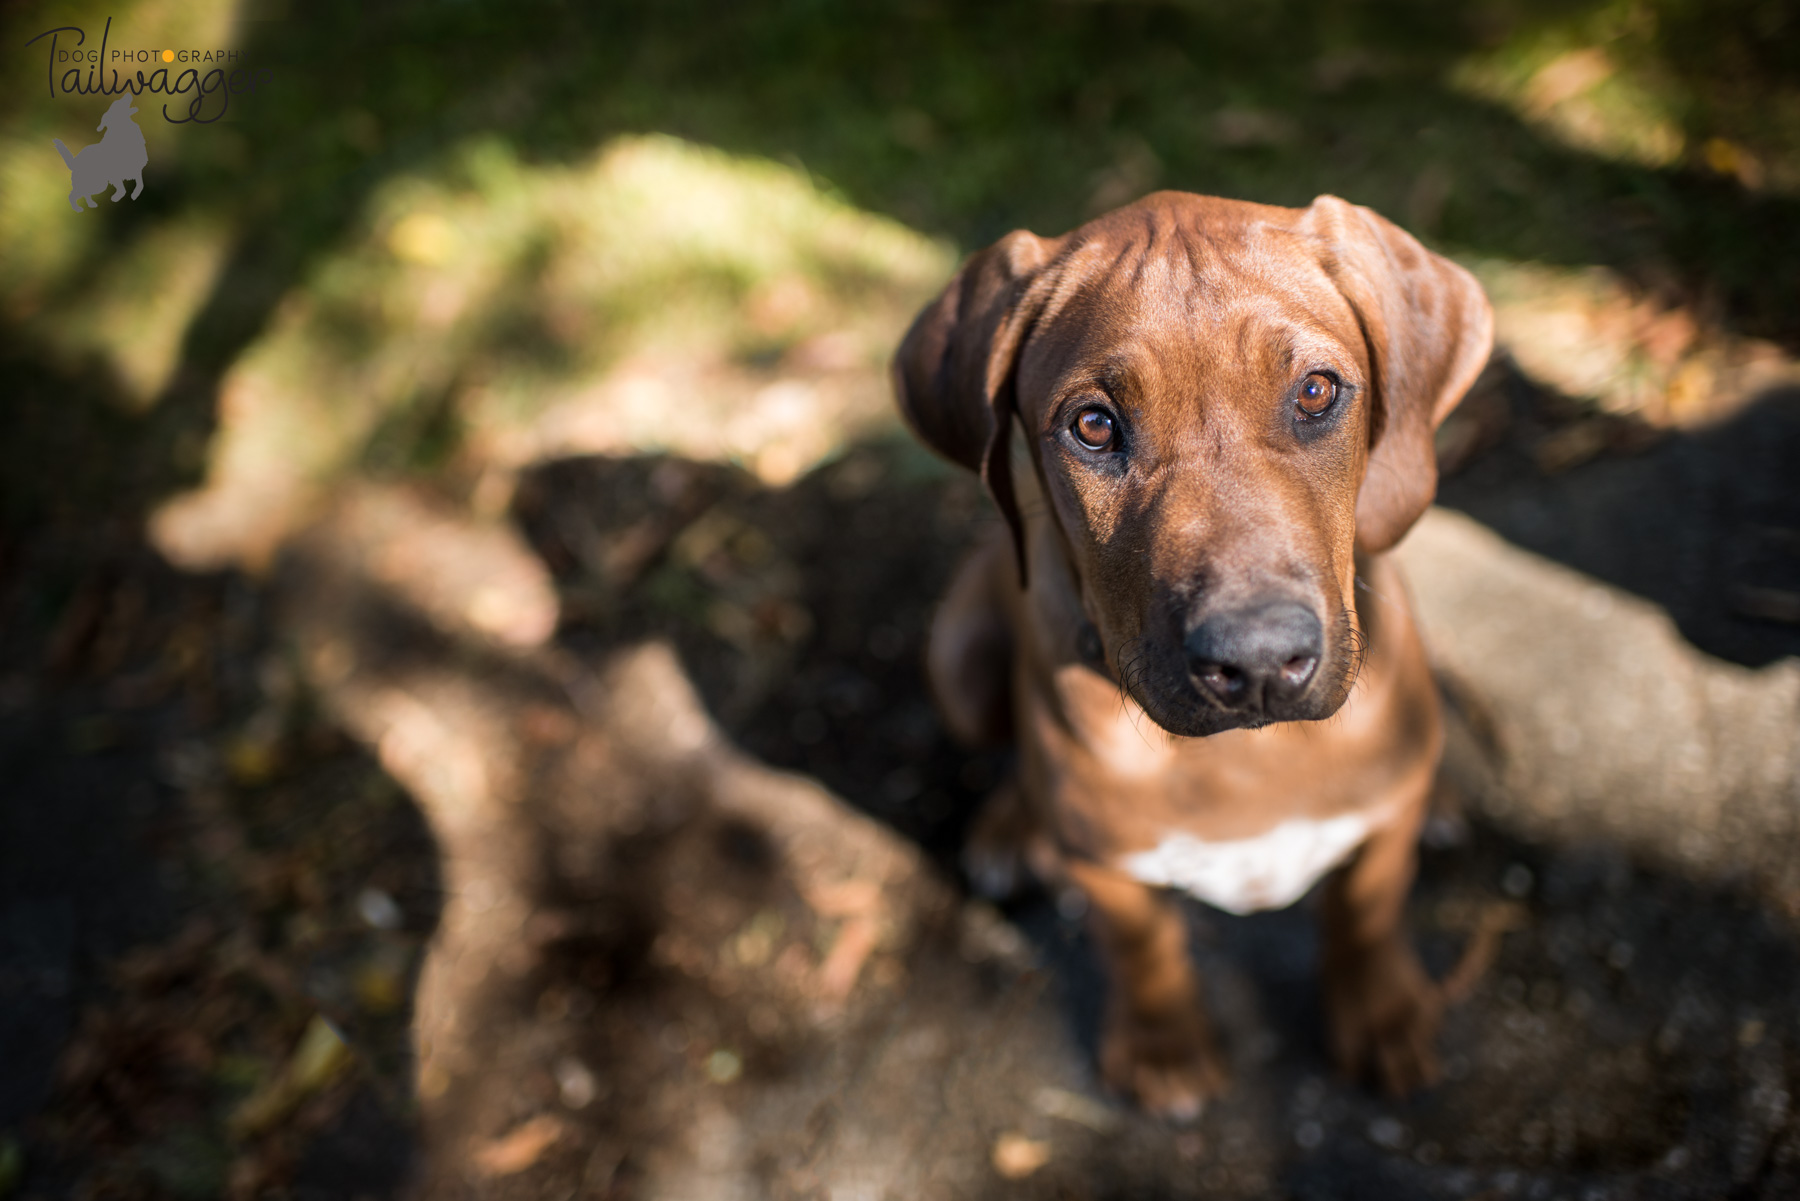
xmin=1017 ymin=219 xmax=1366 ymax=408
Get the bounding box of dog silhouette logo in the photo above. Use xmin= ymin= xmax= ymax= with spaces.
xmin=54 ymin=90 xmax=148 ymax=212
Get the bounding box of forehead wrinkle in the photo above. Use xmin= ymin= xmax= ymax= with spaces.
xmin=1032 ymin=237 xmax=1144 ymax=340
xmin=1079 ymin=216 xmax=1237 ymax=316
xmin=1235 ymin=305 xmax=1330 ymax=382
xmin=1027 ymin=212 xmax=1361 ymax=412
xmin=1113 ymin=292 xmax=1291 ymax=402
xmin=1157 ymin=283 xmax=1355 ymax=398
xmin=1114 ymin=448 xmax=1180 ymax=541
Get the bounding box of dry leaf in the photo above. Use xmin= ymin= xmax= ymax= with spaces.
xmin=992 ymin=1132 xmax=1051 ymax=1179
xmin=228 ymin=1015 xmax=354 ymax=1140
xmin=473 ymin=1114 xmax=568 ymax=1177
xmin=815 ymin=915 xmax=880 ymax=1004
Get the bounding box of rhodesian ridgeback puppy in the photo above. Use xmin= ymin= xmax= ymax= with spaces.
xmin=894 ymin=192 xmax=1493 ymax=1120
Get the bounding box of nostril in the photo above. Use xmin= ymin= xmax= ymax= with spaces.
xmin=1197 ymin=663 xmax=1245 ymax=702
xmin=1278 ymin=655 xmax=1317 ymax=688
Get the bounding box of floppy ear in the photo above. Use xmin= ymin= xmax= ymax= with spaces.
xmin=1300 ymin=196 xmax=1494 ymax=552
xmin=893 ymin=230 xmax=1063 ymax=578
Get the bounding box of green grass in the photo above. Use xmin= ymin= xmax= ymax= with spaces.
xmin=4 ymin=0 xmax=1799 ymax=543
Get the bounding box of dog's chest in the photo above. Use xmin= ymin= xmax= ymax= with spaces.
xmin=1117 ymin=810 xmax=1381 ymax=915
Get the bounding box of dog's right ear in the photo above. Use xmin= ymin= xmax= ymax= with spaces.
xmin=1299 ymin=196 xmax=1493 ymax=553
xmin=893 ymin=230 xmax=1063 ymax=581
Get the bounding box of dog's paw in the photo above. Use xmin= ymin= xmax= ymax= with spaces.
xmin=1325 ymin=945 xmax=1443 ymax=1096
xmin=1099 ymin=1007 xmax=1229 ymax=1123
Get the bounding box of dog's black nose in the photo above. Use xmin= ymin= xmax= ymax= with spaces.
xmin=1185 ymin=602 xmax=1322 ymax=712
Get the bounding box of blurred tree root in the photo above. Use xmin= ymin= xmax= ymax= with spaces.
xmin=1399 ymin=507 xmax=1800 ymax=911
xmin=274 ymin=482 xmax=1142 ymax=1199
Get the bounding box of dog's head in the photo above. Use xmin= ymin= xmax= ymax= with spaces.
xmin=100 ymin=90 xmax=138 ymax=130
xmin=895 ymin=192 xmax=1491 ymax=737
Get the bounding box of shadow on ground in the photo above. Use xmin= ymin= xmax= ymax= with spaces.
xmin=1437 ymin=369 xmax=1800 ymax=668
xmin=6 ymin=406 xmax=1800 ymax=1194
xmin=348 ymin=441 xmax=1800 ymax=1195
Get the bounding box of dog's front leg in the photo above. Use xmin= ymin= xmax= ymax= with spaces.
xmin=1320 ymin=797 xmax=1442 ymax=1095
xmin=1063 ymin=857 xmax=1227 ymax=1122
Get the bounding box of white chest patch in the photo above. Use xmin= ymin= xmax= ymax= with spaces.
xmin=1118 ymin=811 xmax=1383 ymax=915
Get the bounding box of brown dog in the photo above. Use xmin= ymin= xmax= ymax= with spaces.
xmin=894 ymin=192 xmax=1492 ymax=1120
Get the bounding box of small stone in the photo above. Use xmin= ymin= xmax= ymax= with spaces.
xmin=555 ymin=1056 xmax=597 ymax=1108
xmin=1368 ymin=1116 xmax=1408 ymax=1149
xmin=1293 ymin=1076 xmax=1326 ymax=1110
xmin=356 ymin=887 xmax=403 ymax=931
xmin=1055 ymin=888 xmax=1088 ymax=921
xmin=706 ymin=1049 xmax=743 ymax=1083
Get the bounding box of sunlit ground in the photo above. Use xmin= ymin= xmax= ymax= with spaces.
xmin=4 ymin=0 xmax=1800 ymax=1196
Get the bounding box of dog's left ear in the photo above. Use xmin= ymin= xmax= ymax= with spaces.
xmin=1301 ymin=196 xmax=1494 ymax=552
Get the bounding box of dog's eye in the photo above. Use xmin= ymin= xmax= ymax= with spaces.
xmin=1071 ymin=406 xmax=1117 ymax=450
xmin=1296 ymin=373 xmax=1337 ymax=418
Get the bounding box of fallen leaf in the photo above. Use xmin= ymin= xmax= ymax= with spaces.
xmin=1442 ymin=901 xmax=1529 ymax=1004
xmin=992 ymin=1132 xmax=1051 ymax=1179
xmin=353 ymin=959 xmax=406 ymax=1015
xmin=1031 ymin=1086 xmax=1121 ymax=1133
xmin=228 ymin=1014 xmax=354 ymax=1139
xmin=473 ymin=1114 xmax=567 ymax=1177
xmin=225 ymin=735 xmax=278 ymax=785
xmin=801 ymin=876 xmax=881 ymax=918
xmin=815 ymin=915 xmax=880 ymax=1005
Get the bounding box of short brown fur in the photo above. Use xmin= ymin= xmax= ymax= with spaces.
xmin=896 ymin=192 xmax=1492 ymax=1119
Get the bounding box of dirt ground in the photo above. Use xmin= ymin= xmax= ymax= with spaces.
xmin=4 ymin=352 xmax=1800 ymax=1199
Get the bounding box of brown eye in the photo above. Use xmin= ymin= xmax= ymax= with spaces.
xmin=1297 ymin=373 xmax=1337 ymax=417
xmin=1072 ymin=406 xmax=1116 ymax=450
